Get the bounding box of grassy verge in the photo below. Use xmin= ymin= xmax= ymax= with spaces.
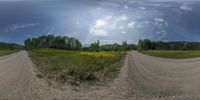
xmin=141 ymin=50 xmax=200 ymax=59
xmin=29 ymin=48 xmax=126 ymax=85
xmin=0 ymin=50 xmax=19 ymax=57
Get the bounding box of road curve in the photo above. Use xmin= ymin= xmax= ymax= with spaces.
xmin=127 ymin=51 xmax=200 ymax=100
xmin=0 ymin=51 xmax=41 ymax=100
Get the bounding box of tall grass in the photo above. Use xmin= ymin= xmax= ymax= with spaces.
xmin=29 ymin=48 xmax=126 ymax=85
xmin=0 ymin=50 xmax=19 ymax=57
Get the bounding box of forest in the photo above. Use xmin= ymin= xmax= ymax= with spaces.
xmin=24 ymin=35 xmax=82 ymax=50
xmin=138 ymin=39 xmax=200 ymax=51
xmin=84 ymin=40 xmax=137 ymax=51
xmin=24 ymin=35 xmax=137 ymax=51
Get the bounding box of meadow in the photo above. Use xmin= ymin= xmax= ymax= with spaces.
xmin=29 ymin=48 xmax=126 ymax=85
xmin=141 ymin=50 xmax=200 ymax=59
xmin=0 ymin=50 xmax=19 ymax=57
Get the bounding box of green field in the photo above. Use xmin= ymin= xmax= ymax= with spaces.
xmin=0 ymin=50 xmax=19 ymax=57
xmin=29 ymin=48 xmax=126 ymax=85
xmin=141 ymin=50 xmax=200 ymax=59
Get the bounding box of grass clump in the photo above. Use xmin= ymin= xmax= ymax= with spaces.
xmin=141 ymin=50 xmax=200 ymax=59
xmin=0 ymin=50 xmax=19 ymax=57
xmin=29 ymin=48 xmax=126 ymax=85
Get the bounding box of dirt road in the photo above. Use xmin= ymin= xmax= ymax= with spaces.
xmin=1 ymin=50 xmax=200 ymax=100
xmin=0 ymin=51 xmax=46 ymax=100
xmin=127 ymin=51 xmax=200 ymax=100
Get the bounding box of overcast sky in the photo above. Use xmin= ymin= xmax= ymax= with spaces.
xmin=0 ymin=0 xmax=200 ymax=45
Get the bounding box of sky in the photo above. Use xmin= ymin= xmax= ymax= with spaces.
xmin=0 ymin=0 xmax=200 ymax=45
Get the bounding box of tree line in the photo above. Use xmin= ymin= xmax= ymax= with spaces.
xmin=84 ymin=41 xmax=137 ymax=52
xmin=24 ymin=35 xmax=137 ymax=51
xmin=0 ymin=42 xmax=23 ymax=50
xmin=138 ymin=39 xmax=200 ymax=51
xmin=24 ymin=35 xmax=82 ymax=50
xmin=25 ymin=35 xmax=200 ymax=51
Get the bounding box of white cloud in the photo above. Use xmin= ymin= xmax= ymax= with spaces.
xmin=128 ymin=21 xmax=136 ymax=28
xmin=89 ymin=15 xmax=130 ymax=36
xmin=104 ymin=15 xmax=113 ymax=20
xmin=96 ymin=19 xmax=106 ymax=27
xmin=138 ymin=6 xmax=146 ymax=10
xmin=180 ymin=5 xmax=192 ymax=11
xmin=145 ymin=21 xmax=150 ymax=24
xmin=155 ymin=18 xmax=164 ymax=22
xmin=98 ymin=2 xmax=120 ymax=8
xmin=138 ymin=2 xmax=171 ymax=8
xmin=96 ymin=7 xmax=102 ymax=10
xmin=6 ymin=23 xmax=39 ymax=32
xmin=117 ymin=15 xmax=128 ymax=21
xmin=119 ymin=26 xmax=124 ymax=29
xmin=76 ymin=21 xmax=80 ymax=25
xmin=122 ymin=31 xmax=126 ymax=34
xmin=89 ymin=28 xmax=108 ymax=36
xmin=89 ymin=15 xmax=113 ymax=36
xmin=124 ymin=5 xmax=128 ymax=9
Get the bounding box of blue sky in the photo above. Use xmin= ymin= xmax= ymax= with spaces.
xmin=0 ymin=0 xmax=200 ymax=45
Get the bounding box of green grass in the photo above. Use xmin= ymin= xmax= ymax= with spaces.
xmin=0 ymin=50 xmax=19 ymax=57
xmin=141 ymin=50 xmax=200 ymax=59
xmin=29 ymin=48 xmax=126 ymax=85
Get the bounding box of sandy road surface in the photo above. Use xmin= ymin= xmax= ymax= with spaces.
xmin=0 ymin=51 xmax=46 ymax=100
xmin=127 ymin=51 xmax=200 ymax=100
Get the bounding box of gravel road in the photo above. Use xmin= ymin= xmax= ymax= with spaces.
xmin=128 ymin=51 xmax=200 ymax=100
xmin=0 ymin=51 xmax=47 ymax=100
xmin=1 ymin=50 xmax=200 ymax=100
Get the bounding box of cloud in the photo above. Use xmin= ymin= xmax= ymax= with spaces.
xmin=122 ymin=31 xmax=126 ymax=34
xmin=138 ymin=6 xmax=146 ymax=10
xmin=128 ymin=22 xmax=136 ymax=28
xmin=136 ymin=2 xmax=171 ymax=8
xmin=124 ymin=5 xmax=128 ymax=9
xmin=98 ymin=2 xmax=120 ymax=8
xmin=104 ymin=15 xmax=113 ymax=20
xmin=89 ymin=15 xmax=129 ymax=36
xmin=89 ymin=16 xmax=113 ymax=36
xmin=117 ymin=15 xmax=128 ymax=21
xmin=96 ymin=7 xmax=102 ymax=10
xmin=118 ymin=26 xmax=124 ymax=29
xmin=75 ymin=21 xmax=80 ymax=25
xmin=180 ymin=5 xmax=193 ymax=11
xmin=6 ymin=23 xmax=39 ymax=32
xmin=152 ymin=18 xmax=169 ymax=40
xmin=89 ymin=28 xmax=108 ymax=36
xmin=155 ymin=18 xmax=164 ymax=22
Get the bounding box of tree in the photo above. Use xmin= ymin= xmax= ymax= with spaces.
xmin=137 ymin=39 xmax=200 ymax=51
xmin=24 ymin=35 xmax=82 ymax=50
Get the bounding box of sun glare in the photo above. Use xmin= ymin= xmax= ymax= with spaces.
xmin=96 ymin=19 xmax=106 ymax=27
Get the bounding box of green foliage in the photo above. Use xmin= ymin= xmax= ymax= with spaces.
xmin=0 ymin=42 xmax=23 ymax=50
xmin=24 ymin=35 xmax=82 ymax=50
xmin=88 ymin=40 xmax=137 ymax=52
xmin=141 ymin=50 xmax=200 ymax=59
xmin=138 ymin=39 xmax=200 ymax=51
xmin=89 ymin=40 xmax=100 ymax=52
xmin=29 ymin=48 xmax=126 ymax=84
xmin=0 ymin=50 xmax=19 ymax=56
xmin=137 ymin=39 xmax=152 ymax=51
